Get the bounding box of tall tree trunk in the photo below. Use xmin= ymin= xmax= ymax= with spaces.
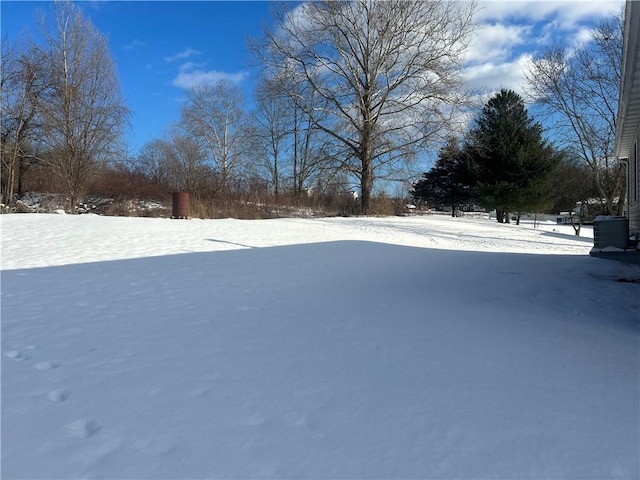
xmin=293 ymin=106 xmax=299 ymax=196
xmin=360 ymin=128 xmax=373 ymax=215
xmin=17 ymin=157 xmax=28 ymax=196
xmin=5 ymin=155 xmax=16 ymax=205
xmin=273 ymin=149 xmax=279 ymax=197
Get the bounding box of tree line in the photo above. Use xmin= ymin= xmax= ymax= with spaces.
xmin=413 ymin=119 xmax=601 ymax=232
xmin=413 ymin=11 xmax=624 ymax=227
xmin=413 ymin=89 xmax=565 ymax=223
xmin=1 ymin=1 xmax=625 ymax=219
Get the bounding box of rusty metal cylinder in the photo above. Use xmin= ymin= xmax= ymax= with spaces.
xmin=172 ymin=192 xmax=190 ymax=219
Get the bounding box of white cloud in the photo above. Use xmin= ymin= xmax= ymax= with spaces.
xmin=172 ymin=63 xmax=247 ymax=89
xmin=462 ymin=0 xmax=622 ymax=97
xmin=124 ymin=39 xmax=145 ymax=50
xmin=463 ymin=53 xmax=534 ymax=96
xmin=465 ymin=23 xmax=532 ymax=63
xmin=178 ymin=62 xmax=200 ymax=73
xmin=572 ymin=26 xmax=596 ymax=49
xmin=164 ymin=48 xmax=202 ymax=63
xmin=475 ymin=0 xmax=623 ymax=24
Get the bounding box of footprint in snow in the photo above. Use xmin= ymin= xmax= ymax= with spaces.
xmin=47 ymin=389 xmax=70 ymax=402
xmin=4 ymin=350 xmax=29 ymax=361
xmin=66 ymin=418 xmax=100 ymax=438
xmin=35 ymin=360 xmax=61 ymax=370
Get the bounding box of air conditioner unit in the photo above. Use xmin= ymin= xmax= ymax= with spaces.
xmin=593 ymin=216 xmax=630 ymax=249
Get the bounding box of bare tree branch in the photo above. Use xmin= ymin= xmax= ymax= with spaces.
xmin=525 ymin=13 xmax=625 ymax=215
xmin=259 ymin=0 xmax=476 ymax=213
xmin=36 ymin=2 xmax=129 ymax=211
xmin=180 ymin=80 xmax=245 ymax=194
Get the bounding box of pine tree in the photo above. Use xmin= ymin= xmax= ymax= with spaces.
xmin=412 ymin=137 xmax=474 ymax=217
xmin=466 ymin=89 xmax=560 ymax=223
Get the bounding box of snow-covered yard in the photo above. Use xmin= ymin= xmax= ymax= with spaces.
xmin=1 ymin=213 xmax=638 ymax=479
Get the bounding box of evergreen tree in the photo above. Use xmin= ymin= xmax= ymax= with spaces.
xmin=466 ymin=89 xmax=560 ymax=223
xmin=412 ymin=137 xmax=474 ymax=217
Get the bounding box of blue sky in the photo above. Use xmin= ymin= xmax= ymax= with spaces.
xmin=1 ymin=0 xmax=624 ymax=156
xmin=2 ymin=1 xmax=274 ymax=153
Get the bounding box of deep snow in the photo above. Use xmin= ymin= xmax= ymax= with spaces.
xmin=1 ymin=213 xmax=638 ymax=479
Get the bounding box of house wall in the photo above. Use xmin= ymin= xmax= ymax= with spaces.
xmin=629 ymin=139 xmax=640 ymax=233
xmin=617 ymin=1 xmax=640 ymax=236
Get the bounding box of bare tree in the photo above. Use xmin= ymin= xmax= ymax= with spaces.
xmin=1 ymin=37 xmax=45 ymax=205
xmin=135 ymin=133 xmax=210 ymax=203
xmin=37 ymin=2 xmax=129 ymax=211
xmin=526 ymin=14 xmax=624 ymax=216
xmin=261 ymin=0 xmax=476 ymax=213
xmin=250 ymin=75 xmax=291 ymax=196
xmin=249 ymin=73 xmax=331 ymax=197
xmin=288 ymin=76 xmax=332 ymax=197
xmin=552 ymin=155 xmax=599 ymax=236
xmin=136 ymin=138 xmax=171 ymax=188
xmin=162 ymin=131 xmax=209 ymax=196
xmin=180 ymin=80 xmax=246 ymax=194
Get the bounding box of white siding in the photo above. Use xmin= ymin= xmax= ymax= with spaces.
xmin=630 ymin=139 xmax=640 ymax=232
